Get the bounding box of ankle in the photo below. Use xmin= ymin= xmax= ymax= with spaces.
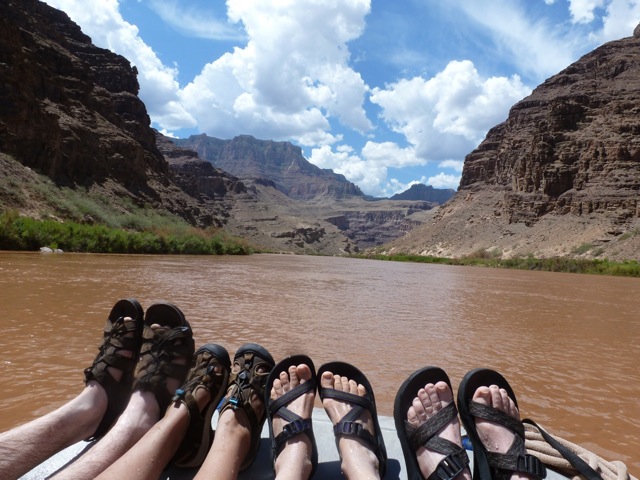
xmin=274 ymin=437 xmax=313 ymax=479
xmin=339 ymin=438 xmax=380 ymax=479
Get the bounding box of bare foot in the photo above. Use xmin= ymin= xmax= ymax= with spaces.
xmin=473 ymin=385 xmax=530 ymax=480
xmin=320 ymin=371 xmax=380 ymax=480
xmin=407 ymin=381 xmax=471 ymax=480
xmin=271 ymin=364 xmax=315 ymax=480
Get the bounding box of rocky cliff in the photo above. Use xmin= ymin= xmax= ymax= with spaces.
xmin=0 ymin=0 xmax=163 ymax=186
xmin=176 ymin=134 xmax=364 ymax=200
xmin=0 ymin=0 xmax=439 ymax=254
xmin=391 ymin=184 xmax=455 ymax=204
xmin=461 ymin=26 xmax=640 ymax=225
xmin=382 ymin=27 xmax=640 ymax=260
xmin=0 ymin=0 xmax=242 ymax=227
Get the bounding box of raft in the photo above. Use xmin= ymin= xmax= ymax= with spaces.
xmin=21 ymin=409 xmax=570 ymax=479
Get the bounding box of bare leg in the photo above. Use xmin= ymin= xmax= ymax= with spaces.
xmin=0 ymin=309 xmax=139 ymax=480
xmin=272 ymin=364 xmax=315 ymax=480
xmin=320 ymin=371 xmax=380 ymax=480
xmin=51 ymin=321 xmax=190 ymax=480
xmin=0 ymin=384 xmax=106 ymax=480
xmin=94 ymin=394 xmax=195 ymax=480
xmin=407 ymin=381 xmax=471 ymax=480
xmin=194 ymin=408 xmax=251 ymax=480
xmin=473 ymin=385 xmax=530 ymax=480
xmin=194 ymin=357 xmax=270 ymax=480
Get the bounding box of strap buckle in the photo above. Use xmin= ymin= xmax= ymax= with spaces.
xmin=334 ymin=421 xmax=363 ymax=436
xmin=435 ymin=450 xmax=469 ymax=480
xmin=283 ymin=419 xmax=311 ymax=436
xmin=516 ymin=454 xmax=547 ymax=479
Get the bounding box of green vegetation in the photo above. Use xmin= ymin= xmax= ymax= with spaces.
xmin=360 ymin=251 xmax=640 ymax=277
xmin=0 ymin=164 xmax=253 ymax=255
xmin=0 ymin=210 xmax=252 ymax=255
xmin=571 ymin=242 xmax=594 ymax=255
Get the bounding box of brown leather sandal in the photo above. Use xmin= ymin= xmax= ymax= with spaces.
xmin=132 ymin=302 xmax=195 ymax=414
xmin=171 ymin=343 xmax=231 ymax=468
xmin=84 ymin=298 xmax=144 ymax=440
xmin=218 ymin=343 xmax=275 ymax=471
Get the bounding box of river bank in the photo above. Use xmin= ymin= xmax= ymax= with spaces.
xmin=361 ymin=252 xmax=640 ymax=277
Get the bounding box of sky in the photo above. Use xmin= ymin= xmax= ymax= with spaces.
xmin=42 ymin=0 xmax=640 ymax=197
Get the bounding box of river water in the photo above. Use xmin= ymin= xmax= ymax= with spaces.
xmin=0 ymin=252 xmax=638 ymax=472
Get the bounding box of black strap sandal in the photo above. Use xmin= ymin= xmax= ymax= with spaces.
xmin=218 ymin=343 xmax=275 ymax=471
xmin=265 ymin=354 xmax=318 ymax=477
xmin=317 ymin=361 xmax=388 ymax=478
xmin=394 ymin=366 xmax=470 ymax=480
xmin=171 ymin=343 xmax=231 ymax=468
xmin=132 ymin=302 xmax=195 ymax=414
xmin=84 ymin=298 xmax=144 ymax=440
xmin=457 ymin=368 xmax=547 ymax=480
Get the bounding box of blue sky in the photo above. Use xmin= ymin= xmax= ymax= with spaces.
xmin=43 ymin=0 xmax=640 ymax=196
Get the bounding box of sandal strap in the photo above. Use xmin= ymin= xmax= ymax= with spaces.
xmin=487 ymin=451 xmax=547 ymax=480
xmin=268 ymin=378 xmax=317 ymax=458
xmin=219 ymin=347 xmax=274 ymax=471
xmin=274 ymin=418 xmax=313 ymax=456
xmin=84 ymin=317 xmax=139 ymax=383
xmin=427 ymin=449 xmax=470 ymax=480
xmin=407 ymin=401 xmax=458 ymax=452
xmin=469 ymin=401 xmax=524 ymax=436
xmin=133 ymin=325 xmax=194 ymax=412
xmin=319 ymin=385 xmax=384 ymax=461
xmin=405 ymin=402 xmax=470 ymax=480
xmin=469 ymin=402 xmax=546 ymax=480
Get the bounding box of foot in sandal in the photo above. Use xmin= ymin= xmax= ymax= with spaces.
xmin=457 ymin=368 xmax=547 ymax=480
xmin=266 ymin=355 xmax=317 ymax=480
xmin=318 ymin=362 xmax=387 ymax=480
xmin=394 ymin=366 xmax=471 ymax=480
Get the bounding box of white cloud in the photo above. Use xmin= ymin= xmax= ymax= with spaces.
xmin=43 ymin=0 xmax=196 ymax=130
xmin=450 ymin=0 xmax=584 ymax=80
xmin=180 ymin=0 xmax=372 ymax=146
xmin=370 ymin=60 xmax=531 ymax=161
xmin=588 ymin=0 xmax=640 ymax=43
xmin=438 ymin=160 xmax=464 ymax=172
xmin=569 ymin=0 xmax=606 ymax=23
xmin=427 ymin=172 xmax=461 ymax=190
xmin=148 ymin=0 xmax=244 ymax=41
xmin=310 ymin=144 xmax=388 ymax=196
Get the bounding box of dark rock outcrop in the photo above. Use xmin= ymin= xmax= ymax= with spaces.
xmin=0 ymin=0 xmax=238 ymax=228
xmin=176 ymin=134 xmax=364 ymax=200
xmin=460 ymin=31 xmax=640 ymax=225
xmin=0 ymin=0 xmax=164 ymax=187
xmin=381 ymin=27 xmax=640 ymax=260
xmin=391 ymin=184 xmax=455 ymax=204
xmin=156 ymin=132 xmax=246 ymax=201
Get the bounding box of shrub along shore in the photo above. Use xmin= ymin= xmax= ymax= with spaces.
xmin=0 ymin=210 xmax=252 ymax=255
xmin=361 ymin=253 xmax=640 ymax=277
xmin=3 ymin=210 xmax=640 ymax=276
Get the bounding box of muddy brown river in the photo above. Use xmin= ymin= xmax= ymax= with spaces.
xmin=0 ymin=252 xmax=637 ymax=472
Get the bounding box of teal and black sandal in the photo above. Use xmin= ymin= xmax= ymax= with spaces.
xmin=84 ymin=298 xmax=144 ymax=440
xmin=265 ymin=354 xmax=318 ymax=477
xmin=218 ymin=343 xmax=275 ymax=471
xmin=394 ymin=366 xmax=470 ymax=480
xmin=317 ymin=361 xmax=388 ymax=478
xmin=457 ymin=368 xmax=547 ymax=480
